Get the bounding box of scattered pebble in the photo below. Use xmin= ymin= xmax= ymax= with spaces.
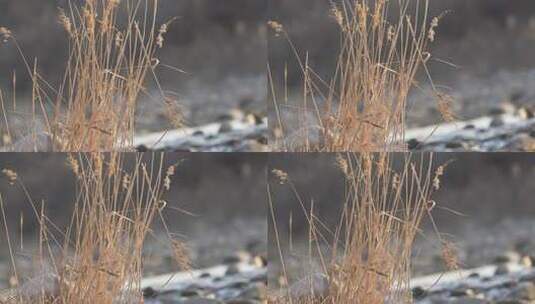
xmin=413 ymin=251 xmax=535 ymax=303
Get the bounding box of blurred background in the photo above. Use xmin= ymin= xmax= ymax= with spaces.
xmin=268 ymin=153 xmax=535 ymax=284
xmin=0 ymin=153 xmax=267 ymax=289
xmin=0 ymin=0 xmax=267 ymax=136
xmin=269 ymin=0 xmax=535 ymax=129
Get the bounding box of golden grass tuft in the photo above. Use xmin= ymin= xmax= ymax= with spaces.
xmin=270 ymin=0 xmax=452 ymax=151
xmin=1 ymin=153 xmax=189 ymax=303
xmin=2 ymin=0 xmax=181 ymax=151
xmin=270 ymin=152 xmax=444 ymax=303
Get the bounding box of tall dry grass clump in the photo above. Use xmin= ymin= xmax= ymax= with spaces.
xmin=271 ymin=153 xmax=443 ymax=303
xmin=270 ymin=0 xmax=445 ymax=151
xmin=1 ymin=0 xmax=178 ymax=151
xmin=0 ymin=153 xmax=189 ymax=303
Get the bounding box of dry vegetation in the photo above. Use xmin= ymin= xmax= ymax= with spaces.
xmin=0 ymin=153 xmax=189 ymax=303
xmin=270 ymin=153 xmax=448 ymax=303
xmin=0 ymin=0 xmax=181 ymax=151
xmin=270 ymin=0 xmax=451 ymax=151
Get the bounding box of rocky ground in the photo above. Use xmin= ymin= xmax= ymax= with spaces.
xmin=136 ymin=224 xmax=268 ymax=304
xmin=142 ymin=253 xmax=267 ymax=304
xmin=404 ymin=103 xmax=535 ymax=152
xmin=271 ymin=87 xmax=535 ymax=152
xmin=0 ymin=252 xmax=267 ymax=304
xmin=271 ymin=252 xmax=535 ymax=304
xmin=412 ymin=257 xmax=535 ymax=304
xmin=272 ymin=99 xmax=535 ymax=152
xmin=0 ymin=110 xmax=268 ymax=152
xmin=411 ymin=219 xmax=535 ymax=304
xmin=135 ymin=111 xmax=268 ymax=152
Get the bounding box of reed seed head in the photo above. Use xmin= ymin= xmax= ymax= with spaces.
xmin=436 ymin=92 xmax=457 ymax=123
xmin=0 ymin=27 xmax=12 ymax=42
xmin=267 ymin=20 xmax=284 ymax=37
xmin=441 ymin=241 xmax=460 ymax=271
xmin=272 ymin=169 xmax=288 ymax=185
xmin=2 ymin=168 xmax=17 ymax=185
xmin=58 ymin=9 xmax=73 ymax=37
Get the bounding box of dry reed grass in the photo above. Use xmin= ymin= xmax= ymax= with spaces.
xmin=0 ymin=153 xmax=189 ymax=303
xmin=270 ymin=0 xmax=452 ymax=151
xmin=270 ymin=152 xmax=447 ymax=303
xmin=0 ymin=0 xmax=181 ymax=151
